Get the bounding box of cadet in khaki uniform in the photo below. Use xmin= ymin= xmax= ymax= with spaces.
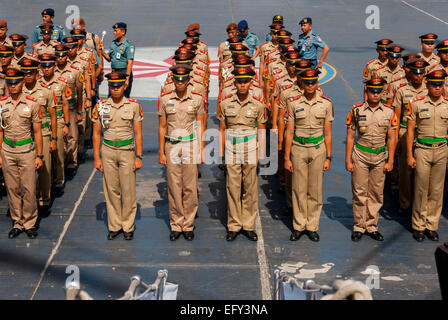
xmin=32 ymin=24 xmax=60 ymax=56
xmin=218 ymin=66 xmax=266 ymax=242
xmin=0 ymin=68 xmax=43 ymax=239
xmin=346 ymin=78 xmax=398 ymax=242
xmin=406 ymin=70 xmax=448 ymax=242
xmin=363 ymin=39 xmax=393 ymax=80
xmin=0 ymin=45 xmax=14 ymax=96
xmin=419 ymin=33 xmax=440 ymax=69
xmin=260 ymin=23 xmax=283 ymax=87
xmin=19 ymin=58 xmax=57 ymax=213
xmin=39 ymin=53 xmax=71 ymax=196
xmin=158 ymin=64 xmax=204 ymax=241
xmin=391 ymin=58 xmax=429 ymax=215
xmin=433 ymin=40 xmax=448 ymax=91
xmin=0 ymin=20 xmax=12 ymax=69
xmin=284 ymin=69 xmax=333 ymax=242
xmin=9 ymin=34 xmax=38 ymax=69
xmin=92 ymin=72 xmax=143 ymax=240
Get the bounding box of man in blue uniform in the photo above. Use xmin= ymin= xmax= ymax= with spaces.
xmin=31 ymin=8 xmax=64 ymax=45
xmin=296 ymin=17 xmax=329 ymax=69
xmin=266 ymin=15 xmax=284 ymax=42
xmin=238 ymin=20 xmax=261 ymax=61
xmin=101 ymin=22 xmax=135 ymax=98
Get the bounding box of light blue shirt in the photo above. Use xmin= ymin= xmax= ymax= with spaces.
xmin=297 ymin=30 xmax=327 ymax=60
xmin=241 ymin=32 xmax=260 ymax=57
xmin=108 ymin=37 xmax=135 ymax=69
xmin=31 ymin=23 xmax=64 ymax=44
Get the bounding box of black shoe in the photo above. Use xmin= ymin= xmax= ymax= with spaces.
xmin=198 ymin=171 xmax=202 ymax=178
xmin=306 ymin=231 xmax=320 ymax=242
xmin=398 ymin=207 xmax=411 ymax=216
xmin=25 ymin=228 xmax=38 ymax=239
xmin=123 ymin=231 xmax=134 ymax=240
xmin=366 ymin=231 xmax=384 ymax=241
xmin=170 ymin=231 xmax=182 ymax=241
xmin=290 ymin=230 xmax=304 ymax=241
xmin=54 ymin=186 xmax=64 ymax=197
xmin=78 ymin=153 xmax=87 ymax=162
xmin=183 ymin=231 xmax=194 ymax=241
xmin=38 ymin=205 xmax=50 ymax=216
xmin=425 ymin=229 xmax=439 ymax=241
xmin=226 ymin=231 xmax=239 ymax=241
xmin=107 ymin=230 xmax=122 ymax=240
xmin=351 ymin=231 xmax=364 ymax=242
xmin=242 ymin=230 xmax=258 ymax=241
xmin=413 ymin=230 xmax=425 ymax=242
xmin=284 ymin=207 xmax=293 ymax=216
xmin=66 ymin=168 xmax=77 ymax=177
xmin=8 ymin=228 xmax=22 ymax=239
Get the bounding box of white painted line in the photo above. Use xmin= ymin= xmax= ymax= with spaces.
xmin=401 ymin=0 xmax=448 ymax=25
xmin=255 ymin=212 xmax=272 ymax=300
xmin=30 ymin=168 xmax=97 ymax=300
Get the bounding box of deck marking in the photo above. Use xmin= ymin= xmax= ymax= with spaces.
xmin=255 ymin=212 xmax=272 ymax=300
xmin=401 ymin=1 xmax=448 ymax=25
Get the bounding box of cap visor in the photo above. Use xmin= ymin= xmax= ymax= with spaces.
xmin=39 ymin=62 xmax=55 ymax=67
xmin=366 ymin=87 xmax=384 ymax=93
xmin=5 ymin=79 xmax=23 ymax=84
xmin=172 ymin=76 xmax=190 ymax=81
xmin=108 ymin=81 xmax=125 ymax=87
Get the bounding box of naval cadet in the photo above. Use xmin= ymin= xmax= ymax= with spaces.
xmin=238 ymin=20 xmax=261 ymax=61
xmin=92 ymin=72 xmax=143 ymax=240
xmin=31 ymin=8 xmax=64 ymax=45
xmin=297 ymin=17 xmax=329 ymax=69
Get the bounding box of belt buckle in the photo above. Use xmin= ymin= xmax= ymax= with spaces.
xmin=11 ymin=140 xmax=16 ymax=148
xmin=432 ymin=143 xmax=438 ymax=148
xmin=113 ymin=140 xmax=119 ymax=147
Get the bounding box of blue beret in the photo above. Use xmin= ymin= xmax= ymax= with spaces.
xmin=113 ymin=22 xmax=127 ymax=30
xmin=41 ymin=8 xmax=55 ymax=16
xmin=299 ymin=17 xmax=312 ymax=25
xmin=238 ymin=20 xmax=248 ymax=31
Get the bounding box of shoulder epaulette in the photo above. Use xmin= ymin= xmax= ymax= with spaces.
xmin=40 ymin=82 xmax=50 ymax=89
xmin=80 ymin=57 xmax=89 ymax=61
xmin=26 ymin=95 xmax=37 ymax=102
xmin=224 ymin=82 xmax=234 ymax=88
xmin=84 ymin=47 xmax=93 ymax=52
xmin=252 ymin=95 xmax=262 ymax=103
xmin=0 ymin=96 xmax=8 ymax=101
xmin=312 ymin=32 xmax=317 ymax=36
xmin=161 ymin=90 xmax=172 ymax=97
xmin=223 ymin=94 xmax=234 ymax=100
xmin=383 ymin=104 xmax=394 ymax=110
xmin=58 ymin=77 xmax=68 ymax=83
xmin=70 ymin=65 xmax=79 ymax=70
xmin=391 ymin=76 xmax=403 ymax=83
xmin=164 ymin=78 xmax=173 ymax=85
xmin=191 ymin=90 xmax=203 ymax=96
xmin=26 ymin=52 xmax=37 ymax=58
xmin=426 ymin=65 xmax=437 ymax=73
xmin=352 ymin=102 xmax=364 ymax=109
xmin=321 ymin=95 xmax=332 ymax=103
xmin=288 ymin=95 xmax=301 ymax=102
xmin=375 ymin=64 xmax=386 ymax=71
xmin=100 ymin=99 xmax=108 ymax=103
xmin=268 ymin=49 xmax=277 ymax=54
xmin=273 ymin=69 xmax=283 ymax=75
xmin=397 ymin=82 xmax=407 ymax=90
xmin=195 ymin=65 xmax=205 ymax=72
xmin=52 ymin=40 xmax=60 ymax=44
xmin=275 ymin=73 xmax=286 ymax=81
xmin=57 ymin=26 xmax=63 ymax=29
xmin=128 ymin=98 xmax=138 ymax=102
xmin=411 ymin=96 xmax=425 ymax=102
xmin=199 ymin=58 xmax=207 ymax=65
xmin=366 ymin=59 xmax=376 ymax=65
xmin=199 ymin=49 xmax=206 ymax=55
xmin=282 ymin=83 xmax=293 ymax=91
xmin=225 ymin=76 xmax=234 ymax=81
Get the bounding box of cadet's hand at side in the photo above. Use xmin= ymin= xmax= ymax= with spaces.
xmin=133 ymin=158 xmax=142 ymax=171
xmin=94 ymin=158 xmax=103 ymax=172
xmin=383 ymin=161 xmax=394 ymax=172
xmin=62 ymin=125 xmax=69 ymax=137
xmin=35 ymin=157 xmax=43 ymax=170
xmin=345 ymin=160 xmax=354 ymax=172
xmin=323 ymin=159 xmax=331 ymax=172
xmin=50 ymin=140 xmax=57 ymax=152
xmin=284 ymin=159 xmax=293 ymax=173
xmin=407 ymin=156 xmax=416 ymax=169
xmin=159 ymin=153 xmax=167 ymax=166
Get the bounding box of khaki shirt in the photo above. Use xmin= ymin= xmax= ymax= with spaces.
xmin=158 ymin=87 xmax=205 ymax=138
xmin=369 ymin=64 xmax=406 ymax=92
xmin=363 ymin=58 xmax=387 ymax=80
xmin=162 ymin=77 xmax=207 ymax=105
xmin=10 ymin=52 xmax=38 ymax=69
xmin=0 ymin=73 xmax=5 ymax=97
xmin=92 ymin=97 xmax=143 ymax=150
xmin=40 ymin=75 xmax=71 ymax=116
xmin=78 ymin=47 xmax=95 ymax=75
xmin=0 ymin=94 xmax=41 ymax=153
xmin=218 ymin=40 xmax=249 ymax=61
xmin=32 ymin=40 xmax=60 ymax=56
xmin=0 ymin=38 xmax=12 ymax=69
xmin=385 ymin=76 xmax=407 ymax=102
xmin=346 ymin=102 xmax=397 ymax=163
xmin=419 ymin=52 xmax=440 ymax=69
xmin=426 ymin=64 xmax=448 ymax=90
xmin=55 ymin=64 xmax=80 ymax=109
xmin=85 ymin=32 xmax=101 ymax=55
xmin=268 ymin=59 xmax=287 ymax=89
xmin=286 ymin=94 xmax=333 ymax=147
xmin=220 ymin=80 xmax=263 ymax=102
xmin=408 ymin=95 xmax=448 ymax=140
xmin=273 ymin=72 xmax=294 ymax=98
xmin=22 ymin=80 xmax=55 ymax=136
xmin=392 ymin=82 xmax=427 ymax=126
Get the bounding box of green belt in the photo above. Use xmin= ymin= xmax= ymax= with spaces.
xmin=3 ymin=137 xmax=33 ymax=148
xmin=46 ymin=110 xmax=63 ymax=117
xmin=227 ymin=134 xmax=256 ymax=144
xmin=41 ymin=122 xmax=50 ymax=129
xmin=67 ymin=97 xmax=77 ymax=104
xmin=417 ymin=137 xmax=447 ymax=146
xmin=400 ymin=121 xmax=407 ymax=127
xmin=104 ymin=139 xmax=134 ymax=147
xmin=356 ymin=143 xmax=386 ymax=154
xmin=293 ymin=135 xmax=324 ymax=145
xmin=165 ymin=133 xmax=195 ymax=144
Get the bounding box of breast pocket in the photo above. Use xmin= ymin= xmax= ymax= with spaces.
xmin=1 ymin=109 xmax=11 ymax=126
xmin=294 ymin=107 xmax=306 ymax=123
xmin=224 ymin=107 xmax=237 ymax=118
xmin=121 ymin=111 xmax=134 ymax=124
xmin=439 ymin=110 xmax=448 ymax=124
xmin=378 ymin=119 xmax=390 ymax=133
xmin=165 ymin=106 xmax=176 ymax=119
xmin=418 ymin=111 xmax=431 ymax=119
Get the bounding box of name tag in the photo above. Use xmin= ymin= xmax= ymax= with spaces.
xmin=358 ymin=115 xmax=367 ymax=121
xmin=103 ymin=114 xmax=111 ymax=119
xmin=116 ymin=53 xmax=121 ymax=59
xmin=167 ymin=103 xmax=174 ymax=107
xmin=187 ymin=105 xmax=194 ymax=112
xmin=228 ymin=105 xmax=235 ymax=109
xmin=421 ymin=108 xmax=429 ymax=112
xmin=405 ymin=94 xmax=413 ymax=97
xmin=1 ymin=108 xmax=9 ymax=113
xmin=296 ymin=108 xmax=304 ymax=113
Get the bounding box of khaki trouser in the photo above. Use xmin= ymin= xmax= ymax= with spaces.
xmin=78 ymin=107 xmax=91 ymax=154
xmin=52 ymin=118 xmax=65 ymax=187
xmin=398 ymin=127 xmax=412 ymax=210
xmin=291 ymin=144 xmax=326 ymax=232
xmin=65 ymin=110 xmax=79 ymax=169
xmin=412 ymin=145 xmax=447 ymax=231
xmin=351 ymin=151 xmax=385 ymax=233
xmin=101 ymin=145 xmax=137 ymax=233
xmin=2 ymin=148 xmax=37 ymax=230
xmin=38 ymin=135 xmax=51 ymax=206
xmin=165 ymin=141 xmax=198 ymax=232
xmin=278 ymin=149 xmax=292 ymax=208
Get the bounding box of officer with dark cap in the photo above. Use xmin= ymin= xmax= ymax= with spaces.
xmin=419 ymin=33 xmax=440 ymax=69
xmin=10 ymin=34 xmax=37 ymax=69
xmin=92 ymin=72 xmax=143 ymax=240
xmin=363 ymin=39 xmax=394 ymax=80
xmin=0 ymin=45 xmax=14 ymax=96
xmin=237 ymin=20 xmax=260 ymax=60
xmin=265 ymin=15 xmax=284 ymax=42
xmin=297 ymin=17 xmax=329 ymax=69
xmin=158 ymin=64 xmax=204 ymax=241
xmin=432 ymin=40 xmax=448 ymax=89
xmin=346 ymin=77 xmax=397 ymax=242
xmin=284 ymin=68 xmax=333 ymax=242
xmin=100 ymin=22 xmax=135 ymax=98
xmin=0 ymin=20 xmax=12 ymax=47
xmin=217 ymin=66 xmax=266 ymax=242
xmin=31 ymin=8 xmax=64 ymax=44
xmin=0 ymin=68 xmax=43 ymax=239
xmin=33 ymin=24 xmax=60 ymax=56
xmin=260 ymin=23 xmax=283 ymax=86
xmin=407 ymin=69 xmax=448 ymax=242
